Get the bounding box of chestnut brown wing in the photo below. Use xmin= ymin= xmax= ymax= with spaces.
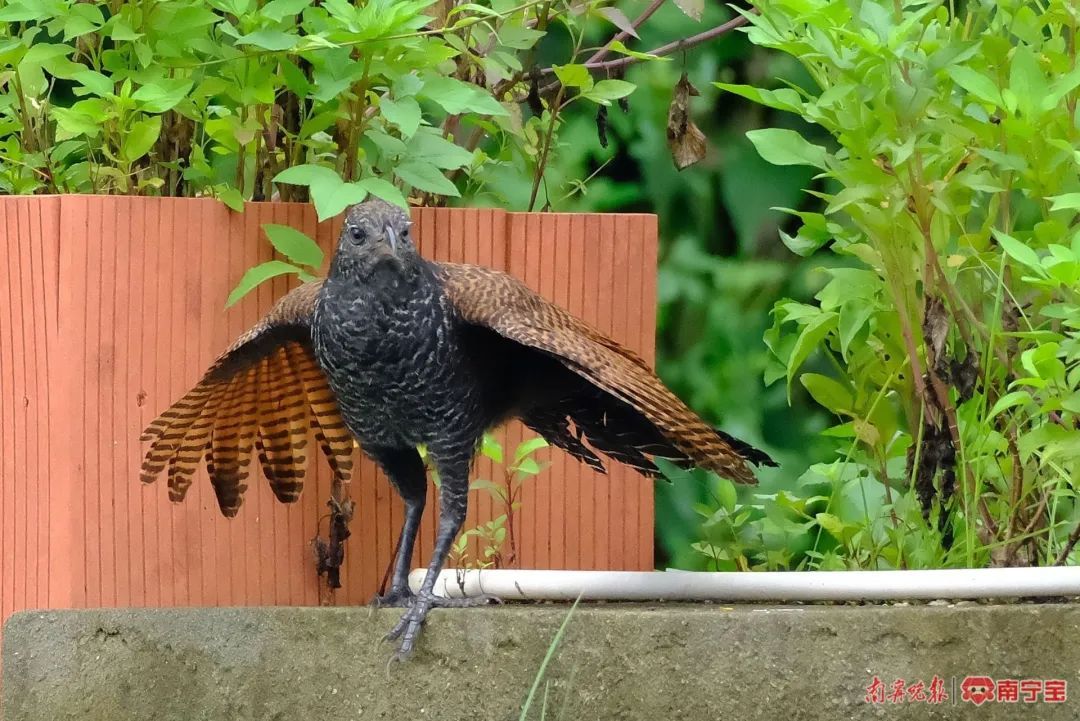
xmin=441 ymin=263 xmax=775 ymax=483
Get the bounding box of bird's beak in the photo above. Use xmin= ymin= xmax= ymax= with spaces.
xmin=385 ymin=225 xmax=398 ymax=253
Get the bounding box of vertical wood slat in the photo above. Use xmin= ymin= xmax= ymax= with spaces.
xmin=1 ymin=201 xmax=18 ymax=646
xmin=0 ymin=197 xmax=657 ymax=633
xmin=0 ymin=197 xmax=61 ymax=655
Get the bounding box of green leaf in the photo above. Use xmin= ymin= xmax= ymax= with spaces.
xmin=234 ymin=29 xmax=297 ymax=51
xmin=746 ymin=128 xmax=829 ymax=169
xmin=18 ymin=43 xmax=80 ymax=94
xmin=395 ymin=161 xmax=460 ymax=196
xmin=493 ymin=23 xmax=544 ymax=50
xmin=273 ymin=163 xmax=340 ymax=187
xmin=786 ymin=312 xmax=836 ymax=397
xmin=1043 ymin=65 xmax=1080 ymax=111
xmin=365 ymin=128 xmax=408 ymax=156
xmin=311 ymin=181 xmax=368 ymax=222
xmin=448 ymin=3 xmax=503 ymax=20
xmin=108 ymin=17 xmax=142 ymax=41
xmin=514 ymin=436 xmax=549 ymax=463
xmin=120 ymin=116 xmax=161 ymax=162
xmin=481 ymin=434 xmax=504 ymax=463
xmin=947 ymin=66 xmax=1001 ymax=106
xmin=274 ymin=165 xmax=369 ymax=220
xmin=0 ymin=1 xmax=48 ymax=21
xmin=1047 ymin=193 xmax=1080 ymax=212
xmin=469 ymin=478 xmax=508 ymax=502
xmin=260 ymin=0 xmax=310 ymax=21
xmin=357 ymin=177 xmax=408 ymax=208
xmin=217 ymin=186 xmax=244 ymax=212
xmin=815 ymin=512 xmax=855 ymax=544
xmin=226 ymin=260 xmax=304 ymax=308
xmin=800 ymin=373 xmax=854 ymax=414
xmin=263 ymin=224 xmax=324 ymax=268
xmin=607 ymin=40 xmax=671 ymax=62
xmin=1062 ymin=391 xmax=1080 ymax=414
xmin=405 ymin=132 xmax=473 ymax=170
xmin=552 ymin=64 xmax=592 ymax=90
xmin=515 ymin=457 xmax=541 ymax=475
xmin=380 ymin=96 xmax=422 ymax=137
xmin=72 ymin=69 xmax=113 ymax=96
xmin=992 ymin=229 xmax=1043 ymax=273
xmin=988 ymin=390 xmax=1032 ymax=420
xmin=132 ymin=80 xmax=193 ymax=113
xmin=778 ymin=229 xmax=828 ymax=257
xmin=52 ymin=104 xmax=102 ymax=140
xmin=420 ymin=76 xmax=508 ymax=116
xmin=838 ymin=301 xmax=873 ymax=359
xmin=63 ymin=6 xmax=104 ymax=40
xmin=714 ymin=82 xmax=803 ymax=113
xmin=715 ymin=477 xmax=737 ymax=514
xmin=1009 ymin=43 xmax=1046 ymax=119
xmin=281 ymin=60 xmax=312 ymax=95
xmin=583 ymin=79 xmax=636 ymax=105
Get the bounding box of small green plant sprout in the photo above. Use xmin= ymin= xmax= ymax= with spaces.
xmin=438 ymin=432 xmax=549 ymax=570
xmin=226 ymin=222 xmax=325 ymax=307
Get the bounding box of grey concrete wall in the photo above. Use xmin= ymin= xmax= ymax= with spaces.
xmin=4 ymin=603 xmax=1079 ymax=720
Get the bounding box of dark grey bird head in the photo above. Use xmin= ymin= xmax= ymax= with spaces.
xmin=331 ymin=197 xmax=418 ymax=282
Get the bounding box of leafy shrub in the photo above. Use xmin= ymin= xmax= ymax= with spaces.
xmin=701 ymin=0 xmax=1080 ymax=569
xmin=0 ymin=0 xmax=643 ymax=210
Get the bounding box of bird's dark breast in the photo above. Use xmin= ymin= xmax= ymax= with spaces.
xmin=311 ymin=268 xmax=493 ymax=450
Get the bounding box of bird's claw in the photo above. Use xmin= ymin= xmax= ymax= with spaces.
xmin=382 ymin=590 xmax=503 ymax=660
xmin=370 ymin=585 xmax=415 ymax=608
xmin=382 ymin=596 xmax=428 ymax=659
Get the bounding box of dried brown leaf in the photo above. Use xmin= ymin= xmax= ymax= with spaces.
xmin=673 ymin=0 xmax=704 ymax=21
xmin=666 ymin=72 xmax=706 ymax=170
xmin=921 ymin=295 xmax=949 ymax=366
xmin=597 ymin=6 xmax=640 ymax=39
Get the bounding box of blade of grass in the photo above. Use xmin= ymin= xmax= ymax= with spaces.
xmin=519 ymin=595 xmax=582 ymax=721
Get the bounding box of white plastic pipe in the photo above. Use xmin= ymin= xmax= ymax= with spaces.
xmin=408 ymin=567 xmax=1080 ymax=602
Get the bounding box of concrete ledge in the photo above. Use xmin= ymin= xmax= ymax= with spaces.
xmin=4 ymin=603 xmax=1079 ymax=720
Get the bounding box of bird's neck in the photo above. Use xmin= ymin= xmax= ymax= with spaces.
xmin=321 ymin=254 xmax=444 ymax=319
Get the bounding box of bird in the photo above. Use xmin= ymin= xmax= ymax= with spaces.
xmin=139 ymin=197 xmax=777 ymax=659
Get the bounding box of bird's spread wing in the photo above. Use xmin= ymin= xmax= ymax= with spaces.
xmin=140 ymin=281 xmax=354 ymax=516
xmin=440 ymin=263 xmax=776 ymax=484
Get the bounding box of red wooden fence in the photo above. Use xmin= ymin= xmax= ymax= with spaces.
xmin=0 ymin=195 xmax=657 ymax=640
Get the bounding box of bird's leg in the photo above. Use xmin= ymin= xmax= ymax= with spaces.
xmin=368 ymin=447 xmax=427 ymax=607
xmin=385 ymin=447 xmax=499 ymax=660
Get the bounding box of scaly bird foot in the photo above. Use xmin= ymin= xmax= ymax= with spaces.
xmin=384 ymin=591 xmax=503 ymax=661
xmin=370 ymin=585 xmax=415 ymax=608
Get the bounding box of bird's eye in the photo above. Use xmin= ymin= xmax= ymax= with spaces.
xmin=349 ymin=225 xmax=365 ymax=243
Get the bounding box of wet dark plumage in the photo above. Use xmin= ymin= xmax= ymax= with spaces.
xmin=140 ymin=198 xmax=776 ymax=657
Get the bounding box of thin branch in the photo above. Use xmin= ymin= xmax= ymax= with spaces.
xmin=540 ymin=12 xmax=752 ymax=78
xmin=584 ymin=0 xmax=668 ymax=66
xmin=528 ymin=84 xmax=566 ymax=210
xmin=1020 ymin=490 xmax=1050 ymax=539
xmin=1054 ymin=521 xmax=1080 ymax=565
